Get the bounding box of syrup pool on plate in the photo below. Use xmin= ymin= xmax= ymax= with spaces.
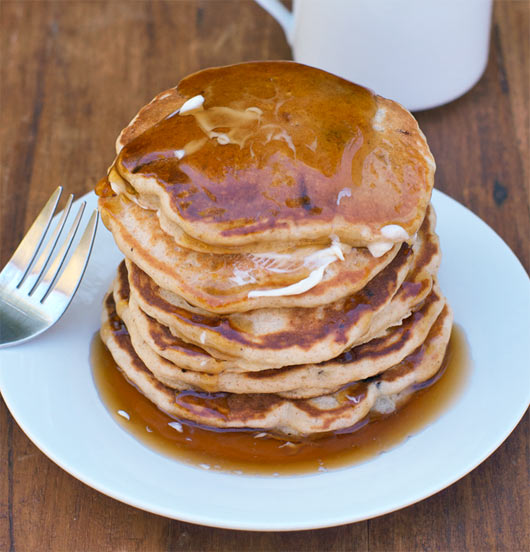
xmin=90 ymin=327 xmax=470 ymax=476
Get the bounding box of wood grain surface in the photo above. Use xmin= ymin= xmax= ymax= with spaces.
xmin=1 ymin=1 xmax=528 ymax=550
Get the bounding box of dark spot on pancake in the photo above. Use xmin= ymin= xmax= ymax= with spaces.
xmin=284 ymin=191 xmax=322 ymax=215
xmin=381 ymin=345 xmax=426 ymax=382
xmin=198 ymin=207 xmax=227 ymax=218
xmin=145 ymin=309 xmax=206 ymax=357
xmin=493 ymin=180 xmax=508 ymax=206
xmin=301 ymin=196 xmax=312 ymax=211
xmin=176 ymin=187 xmax=196 ymax=199
xmin=400 ymin=280 xmax=424 ymax=299
xmin=295 ymin=384 xmax=369 ymax=428
xmin=117 ymin=261 xmax=130 ymax=298
xmin=398 ymin=129 xmax=410 ymax=135
xmin=201 ymin=186 xmax=217 ymax=203
xmin=219 ymin=218 xmax=289 ymax=237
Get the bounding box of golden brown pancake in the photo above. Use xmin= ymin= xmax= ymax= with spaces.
xmin=101 ymin=291 xmax=453 ymax=436
xmin=123 ymin=202 xmax=439 ymax=368
xmin=99 ymin=192 xmax=404 ymax=313
xmin=113 ymin=262 xmax=446 ymax=397
xmin=127 ymin=243 xmax=414 ymax=367
xmin=95 ymin=61 xmax=452 ymax=440
xmin=113 ymin=61 xmax=435 ymax=251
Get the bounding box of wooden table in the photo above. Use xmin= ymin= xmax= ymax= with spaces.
xmin=1 ymin=1 xmax=528 ymax=550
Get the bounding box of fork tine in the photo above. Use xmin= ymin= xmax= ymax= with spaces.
xmin=6 ymin=186 xmax=62 ymax=286
xmin=42 ymin=209 xmax=99 ymax=304
xmin=25 ymin=194 xmax=74 ymax=294
xmin=33 ymin=201 xmax=86 ymax=299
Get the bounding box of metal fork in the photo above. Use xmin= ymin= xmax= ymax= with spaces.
xmin=0 ymin=187 xmax=99 ymax=347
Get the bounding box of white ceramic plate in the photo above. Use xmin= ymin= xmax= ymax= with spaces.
xmin=1 ymin=189 xmax=529 ymax=531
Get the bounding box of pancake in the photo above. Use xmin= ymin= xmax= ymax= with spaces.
xmin=95 ymin=61 xmax=452 ymax=441
xmin=127 ymin=274 xmax=437 ymax=380
xmin=99 ymin=192 xmax=403 ymax=312
xmin=113 ymin=61 xmax=435 ymax=252
xmin=125 ymin=203 xmax=439 ymax=368
xmin=101 ymin=291 xmax=453 ymax=436
xmin=127 ymin=242 xmax=414 ymax=367
xmin=103 ymin=162 xmax=351 ymax=255
xmin=111 ymin=260 xmax=264 ymax=373
xmin=114 ymin=262 xmax=446 ymax=397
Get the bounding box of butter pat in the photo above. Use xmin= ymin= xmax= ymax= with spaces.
xmin=372 ymin=106 xmax=387 ymax=132
xmin=380 ymin=224 xmax=409 ymax=241
xmin=368 ymin=225 xmax=409 ymax=257
xmin=248 ymin=264 xmax=328 ymax=298
xmin=367 ymin=241 xmax=394 ymax=258
xmin=179 ymin=94 xmax=205 ymax=114
xmin=248 ymin=237 xmax=345 ymax=298
xmin=336 ymin=187 xmax=352 ymax=205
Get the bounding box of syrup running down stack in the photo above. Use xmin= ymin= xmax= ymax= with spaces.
xmin=96 ymin=61 xmax=452 ymax=439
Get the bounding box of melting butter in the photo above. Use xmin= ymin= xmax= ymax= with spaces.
xmin=336 ymin=187 xmax=352 ymax=205
xmin=368 ymin=225 xmax=409 ymax=257
xmin=247 ymin=238 xmax=345 ymax=298
xmin=176 ymin=98 xmax=265 ymax=149
xmin=230 ymin=267 xmax=257 ymax=286
xmin=247 ymin=264 xmax=327 ymax=298
xmin=109 ymin=180 xmax=122 ymax=196
xmin=172 ymin=96 xmax=297 ymax=156
xmin=380 ymin=224 xmax=409 ymax=241
xmin=179 ymin=94 xmax=205 ymax=114
xmin=186 ymin=104 xmax=261 ymax=148
xmin=367 ymin=241 xmax=394 ymax=258
xmin=372 ymin=106 xmax=387 ymax=132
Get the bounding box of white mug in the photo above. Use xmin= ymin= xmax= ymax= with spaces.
xmin=255 ymin=0 xmax=493 ymax=111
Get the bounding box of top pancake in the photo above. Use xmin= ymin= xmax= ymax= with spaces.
xmin=113 ymin=61 xmax=435 ymax=250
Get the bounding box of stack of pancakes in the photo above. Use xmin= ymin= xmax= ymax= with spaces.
xmin=97 ymin=62 xmax=452 ymax=438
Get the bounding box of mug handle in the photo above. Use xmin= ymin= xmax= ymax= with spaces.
xmin=254 ymin=0 xmax=294 ymax=43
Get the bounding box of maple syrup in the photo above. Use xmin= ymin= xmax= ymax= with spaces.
xmin=90 ymin=325 xmax=469 ymax=475
xmin=116 ymin=62 xmax=431 ymax=248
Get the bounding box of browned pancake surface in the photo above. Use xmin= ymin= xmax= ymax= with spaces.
xmin=101 ymin=291 xmax=453 ymax=436
xmin=127 ymin=243 xmax=414 ymax=367
xmin=99 ymin=192 xmax=405 ymax=312
xmin=114 ymin=61 xmax=434 ymax=248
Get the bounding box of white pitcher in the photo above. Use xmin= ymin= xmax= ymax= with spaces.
xmin=255 ymin=0 xmax=493 ymax=111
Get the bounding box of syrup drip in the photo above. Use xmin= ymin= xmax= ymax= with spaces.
xmin=90 ymin=326 xmax=469 ymax=475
